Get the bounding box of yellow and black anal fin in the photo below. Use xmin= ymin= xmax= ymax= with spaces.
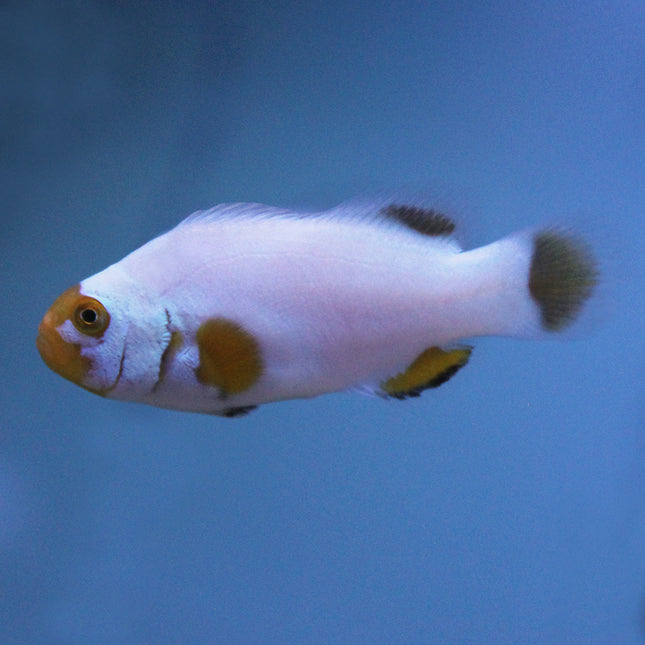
xmin=382 ymin=346 xmax=472 ymax=400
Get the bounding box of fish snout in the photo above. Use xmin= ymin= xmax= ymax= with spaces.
xmin=36 ymin=312 xmax=90 ymax=389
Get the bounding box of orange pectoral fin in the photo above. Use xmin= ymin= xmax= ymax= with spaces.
xmin=382 ymin=346 xmax=472 ymax=400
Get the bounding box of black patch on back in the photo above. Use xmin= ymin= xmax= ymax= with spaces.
xmin=380 ymin=204 xmax=456 ymax=237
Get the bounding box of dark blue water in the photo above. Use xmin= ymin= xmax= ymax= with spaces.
xmin=3 ymin=2 xmax=645 ymax=643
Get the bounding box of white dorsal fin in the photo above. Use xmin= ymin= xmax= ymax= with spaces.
xmin=175 ymin=200 xmax=461 ymax=249
xmin=177 ymin=202 xmax=298 ymax=227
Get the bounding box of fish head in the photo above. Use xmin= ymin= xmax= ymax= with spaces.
xmin=36 ymin=283 xmax=127 ymax=395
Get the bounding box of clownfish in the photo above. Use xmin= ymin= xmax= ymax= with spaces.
xmin=36 ymin=200 xmax=597 ymax=417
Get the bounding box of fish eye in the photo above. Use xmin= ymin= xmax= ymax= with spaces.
xmin=72 ymin=297 xmax=110 ymax=336
xmin=80 ymin=308 xmax=97 ymax=323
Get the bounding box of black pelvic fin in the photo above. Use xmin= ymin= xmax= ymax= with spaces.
xmin=221 ymin=405 xmax=258 ymax=418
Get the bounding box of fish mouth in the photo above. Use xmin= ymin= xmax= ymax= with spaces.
xmin=36 ymin=318 xmax=96 ymax=391
xmin=36 ymin=328 xmax=47 ymax=357
xmin=37 ymin=314 xmax=126 ymax=397
xmin=36 ymin=321 xmax=66 ymax=376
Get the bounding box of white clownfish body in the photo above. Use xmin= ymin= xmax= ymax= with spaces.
xmin=37 ymin=201 xmax=597 ymax=417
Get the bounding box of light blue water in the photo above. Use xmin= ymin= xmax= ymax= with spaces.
xmin=2 ymin=2 xmax=645 ymax=643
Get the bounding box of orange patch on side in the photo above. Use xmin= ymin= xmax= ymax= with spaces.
xmin=195 ymin=318 xmax=262 ymax=396
xmin=382 ymin=346 xmax=472 ymax=399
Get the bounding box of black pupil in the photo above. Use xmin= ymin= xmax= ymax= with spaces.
xmin=81 ymin=308 xmax=97 ymax=324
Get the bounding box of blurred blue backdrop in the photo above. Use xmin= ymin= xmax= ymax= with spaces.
xmin=2 ymin=1 xmax=645 ymax=643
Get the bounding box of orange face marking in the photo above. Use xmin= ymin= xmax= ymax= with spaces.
xmin=195 ymin=318 xmax=262 ymax=396
xmin=36 ymin=284 xmax=109 ymax=395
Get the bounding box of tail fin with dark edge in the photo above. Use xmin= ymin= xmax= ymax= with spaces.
xmin=529 ymin=230 xmax=599 ymax=332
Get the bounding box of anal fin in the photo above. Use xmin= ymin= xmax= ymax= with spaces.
xmin=382 ymin=346 xmax=472 ymax=400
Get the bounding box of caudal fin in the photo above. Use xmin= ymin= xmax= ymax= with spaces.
xmin=528 ymin=230 xmax=599 ymax=332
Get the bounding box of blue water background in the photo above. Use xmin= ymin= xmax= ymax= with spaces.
xmin=2 ymin=2 xmax=645 ymax=643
